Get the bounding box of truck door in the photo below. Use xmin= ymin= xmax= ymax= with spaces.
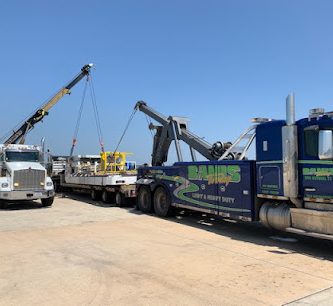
xmin=255 ymin=120 xmax=285 ymax=197
xmin=257 ymin=162 xmax=283 ymax=196
xmin=299 ymin=123 xmax=333 ymax=205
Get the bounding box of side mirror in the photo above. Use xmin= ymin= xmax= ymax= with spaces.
xmin=319 ymin=130 xmax=333 ymax=160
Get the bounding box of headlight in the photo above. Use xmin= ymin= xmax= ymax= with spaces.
xmin=14 ymin=182 xmax=19 ymax=187
xmin=46 ymin=182 xmax=53 ymax=187
xmin=1 ymin=182 xmax=8 ymax=188
xmin=40 ymin=182 xmax=45 ymax=186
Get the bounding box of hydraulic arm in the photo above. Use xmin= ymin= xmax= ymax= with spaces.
xmin=4 ymin=64 xmax=93 ymax=145
xmin=135 ymin=101 xmax=233 ymax=166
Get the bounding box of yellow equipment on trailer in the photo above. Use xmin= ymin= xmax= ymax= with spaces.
xmin=60 ymin=151 xmax=137 ymax=206
xmin=100 ymin=152 xmax=136 ymax=174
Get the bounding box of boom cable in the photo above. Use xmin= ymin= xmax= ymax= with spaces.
xmin=113 ymin=108 xmax=137 ymax=153
xmin=102 ymin=108 xmax=137 ymax=174
xmin=88 ymin=74 xmax=105 ymax=152
xmin=144 ymin=114 xmax=154 ymax=138
xmin=70 ymin=77 xmax=89 ymax=156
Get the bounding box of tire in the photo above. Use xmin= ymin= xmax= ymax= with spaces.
xmin=153 ymin=186 xmax=172 ymax=217
xmin=41 ymin=197 xmax=54 ymax=207
xmin=91 ymin=189 xmax=101 ymax=201
xmin=115 ymin=192 xmax=124 ymax=207
xmin=137 ymin=186 xmax=153 ymax=213
xmin=0 ymin=201 xmax=8 ymax=209
xmin=102 ymin=190 xmax=113 ymax=203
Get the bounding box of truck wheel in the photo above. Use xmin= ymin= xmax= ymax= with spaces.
xmin=154 ymin=186 xmax=172 ymax=217
xmin=137 ymin=186 xmax=153 ymax=213
xmin=0 ymin=201 xmax=8 ymax=209
xmin=91 ymin=190 xmax=101 ymax=201
xmin=115 ymin=192 xmax=124 ymax=207
xmin=102 ymin=190 xmax=112 ymax=203
xmin=41 ymin=197 xmax=54 ymax=207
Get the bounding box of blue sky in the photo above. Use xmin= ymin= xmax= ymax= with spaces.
xmin=1 ymin=0 xmax=333 ymax=164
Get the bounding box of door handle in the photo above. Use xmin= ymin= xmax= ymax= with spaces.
xmin=304 ymin=188 xmax=316 ymax=192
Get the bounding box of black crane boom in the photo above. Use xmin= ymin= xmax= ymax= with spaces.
xmin=135 ymin=101 xmax=232 ymax=166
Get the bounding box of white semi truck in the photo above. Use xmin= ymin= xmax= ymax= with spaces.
xmin=0 ymin=144 xmax=54 ymax=207
xmin=0 ymin=64 xmax=93 ymax=208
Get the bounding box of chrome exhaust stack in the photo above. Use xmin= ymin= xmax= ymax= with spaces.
xmin=282 ymin=93 xmax=302 ymax=208
xmin=286 ymin=93 xmax=296 ymax=126
xmin=259 ymin=94 xmax=301 ymax=232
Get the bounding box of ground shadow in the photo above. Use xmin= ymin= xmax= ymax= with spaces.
xmin=57 ymin=191 xmax=333 ymax=260
xmin=59 ymin=192 xmax=138 ymax=211
xmin=166 ymin=209 xmax=333 ymax=261
xmin=0 ymin=200 xmax=48 ymax=211
xmin=125 ymin=206 xmax=333 ymax=261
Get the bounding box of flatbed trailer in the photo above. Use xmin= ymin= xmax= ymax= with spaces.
xmin=60 ymin=152 xmax=137 ymax=205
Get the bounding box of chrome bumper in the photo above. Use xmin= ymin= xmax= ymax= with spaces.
xmin=0 ymin=190 xmax=54 ymax=201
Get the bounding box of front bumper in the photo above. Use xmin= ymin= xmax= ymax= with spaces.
xmin=0 ymin=190 xmax=55 ymax=201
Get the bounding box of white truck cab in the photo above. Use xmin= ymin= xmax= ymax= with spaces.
xmin=0 ymin=144 xmax=54 ymax=207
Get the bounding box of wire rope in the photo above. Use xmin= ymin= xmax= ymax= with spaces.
xmin=113 ymin=108 xmax=137 ymax=153
xmin=69 ymin=77 xmax=89 ymax=156
xmin=88 ymin=74 xmax=104 ymax=152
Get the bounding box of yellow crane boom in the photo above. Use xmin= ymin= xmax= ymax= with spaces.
xmin=4 ymin=63 xmax=93 ymax=145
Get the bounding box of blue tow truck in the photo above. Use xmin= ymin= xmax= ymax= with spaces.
xmin=135 ymin=94 xmax=333 ymax=240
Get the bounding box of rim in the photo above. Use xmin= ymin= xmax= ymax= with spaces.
xmin=139 ymin=190 xmax=148 ymax=208
xmin=116 ymin=193 xmax=121 ymax=204
xmin=102 ymin=191 xmax=107 ymax=201
xmin=156 ymin=191 xmax=166 ymax=210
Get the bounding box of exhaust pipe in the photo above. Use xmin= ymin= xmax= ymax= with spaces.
xmin=286 ymin=93 xmax=295 ymax=126
xmin=282 ymin=93 xmax=302 ymax=208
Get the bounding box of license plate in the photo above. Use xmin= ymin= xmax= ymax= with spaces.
xmin=34 ymin=192 xmax=43 ymax=197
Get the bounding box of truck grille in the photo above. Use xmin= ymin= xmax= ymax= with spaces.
xmin=13 ymin=169 xmax=45 ymax=190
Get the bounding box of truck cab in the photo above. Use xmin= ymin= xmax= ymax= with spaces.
xmin=298 ymin=112 xmax=333 ymax=204
xmin=0 ymin=144 xmax=55 ymax=207
xmin=256 ymin=103 xmax=333 ymax=237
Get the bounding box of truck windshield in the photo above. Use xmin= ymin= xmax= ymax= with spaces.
xmin=5 ymin=151 xmax=40 ymax=162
